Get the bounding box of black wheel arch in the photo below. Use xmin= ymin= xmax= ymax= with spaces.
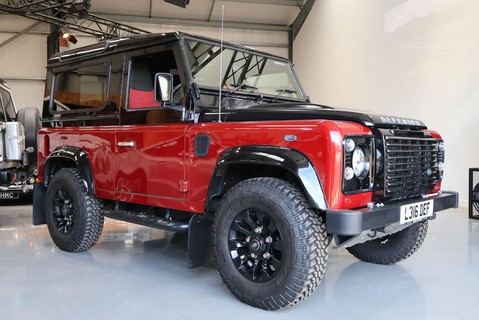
xmin=43 ymin=146 xmax=95 ymax=195
xmin=34 ymin=146 xmax=95 ymax=227
xmin=205 ymin=146 xmax=328 ymax=213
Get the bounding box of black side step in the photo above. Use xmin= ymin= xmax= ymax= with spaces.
xmin=103 ymin=209 xmax=189 ymax=233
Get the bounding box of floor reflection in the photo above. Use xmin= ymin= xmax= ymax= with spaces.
xmin=0 ymin=204 xmax=477 ymax=319
xmin=331 ymin=262 xmax=425 ymax=317
xmin=469 ymin=219 xmax=479 ymax=266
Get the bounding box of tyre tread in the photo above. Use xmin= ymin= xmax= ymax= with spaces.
xmin=213 ymin=177 xmax=328 ymax=310
xmin=46 ymin=168 xmax=103 ymax=252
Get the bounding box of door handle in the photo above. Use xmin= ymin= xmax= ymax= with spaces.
xmin=117 ymin=141 xmax=135 ymax=148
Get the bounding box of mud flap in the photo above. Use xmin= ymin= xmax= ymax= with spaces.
xmin=187 ymin=213 xmax=214 ymax=268
xmin=32 ymin=183 xmax=46 ymax=225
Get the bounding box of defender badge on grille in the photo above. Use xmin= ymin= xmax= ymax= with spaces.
xmin=426 ymin=168 xmax=432 ymax=176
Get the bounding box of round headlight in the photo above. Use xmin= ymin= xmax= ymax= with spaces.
xmin=344 ymin=138 xmax=356 ymax=153
xmin=438 ymin=162 xmax=445 ymax=172
xmin=344 ymin=167 xmax=354 ymax=180
xmin=352 ymin=146 xmax=369 ymax=178
xmin=438 ymin=141 xmax=445 ymax=152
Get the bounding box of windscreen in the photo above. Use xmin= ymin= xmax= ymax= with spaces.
xmin=185 ymin=39 xmax=305 ymax=101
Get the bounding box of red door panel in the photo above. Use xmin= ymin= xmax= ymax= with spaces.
xmin=114 ymin=124 xmax=187 ymax=202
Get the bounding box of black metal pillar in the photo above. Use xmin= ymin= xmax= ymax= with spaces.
xmin=47 ymin=24 xmax=60 ymax=61
xmin=288 ymin=0 xmax=316 ymax=63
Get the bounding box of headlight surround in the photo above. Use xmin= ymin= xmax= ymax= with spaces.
xmin=343 ymin=136 xmax=374 ymax=193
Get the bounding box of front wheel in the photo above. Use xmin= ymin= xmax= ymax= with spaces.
xmin=213 ymin=177 xmax=328 ymax=310
xmin=347 ymin=220 xmax=428 ymax=265
xmin=45 ymin=168 xmax=104 ymax=252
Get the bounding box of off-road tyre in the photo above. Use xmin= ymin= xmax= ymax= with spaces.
xmin=45 ymin=168 xmax=104 ymax=252
xmin=213 ymin=177 xmax=328 ymax=310
xmin=347 ymin=220 xmax=428 ymax=265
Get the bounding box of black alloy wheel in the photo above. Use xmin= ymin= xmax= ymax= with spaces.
xmin=51 ymin=187 xmax=76 ymax=235
xmin=228 ymin=208 xmax=283 ymax=283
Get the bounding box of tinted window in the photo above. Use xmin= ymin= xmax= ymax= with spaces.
xmin=123 ymin=50 xmax=184 ymax=125
xmin=127 ymin=50 xmax=183 ymax=110
xmin=51 ymin=63 xmax=110 ymax=113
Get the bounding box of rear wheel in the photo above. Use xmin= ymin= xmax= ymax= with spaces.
xmin=213 ymin=177 xmax=328 ymax=310
xmin=45 ymin=168 xmax=103 ymax=252
xmin=346 ymin=220 xmax=428 ymax=265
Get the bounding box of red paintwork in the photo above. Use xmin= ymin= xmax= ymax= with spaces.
xmin=37 ymin=120 xmax=441 ymax=214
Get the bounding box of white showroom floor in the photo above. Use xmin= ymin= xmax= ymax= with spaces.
xmin=0 ymin=200 xmax=477 ymax=320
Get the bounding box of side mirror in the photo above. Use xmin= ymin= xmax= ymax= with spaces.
xmin=154 ymin=73 xmax=173 ymax=103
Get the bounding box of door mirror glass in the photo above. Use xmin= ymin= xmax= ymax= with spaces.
xmin=155 ymin=73 xmax=173 ymax=103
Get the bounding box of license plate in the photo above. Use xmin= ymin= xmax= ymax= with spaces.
xmin=400 ymin=199 xmax=434 ymax=224
xmin=0 ymin=191 xmax=20 ymax=200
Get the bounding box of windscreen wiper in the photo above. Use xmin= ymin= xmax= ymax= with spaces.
xmin=222 ymin=83 xmax=263 ymax=103
xmin=270 ymin=88 xmax=297 ymax=102
xmin=226 ymin=83 xmax=259 ymax=94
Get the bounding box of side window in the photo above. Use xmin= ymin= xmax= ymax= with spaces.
xmin=128 ymin=60 xmax=161 ymax=110
xmin=51 ymin=63 xmax=110 ymax=113
xmin=0 ymin=84 xmax=16 ymax=121
xmin=126 ymin=50 xmax=183 ymax=124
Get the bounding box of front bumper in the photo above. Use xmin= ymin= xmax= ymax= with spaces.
xmin=325 ymin=191 xmax=459 ymax=236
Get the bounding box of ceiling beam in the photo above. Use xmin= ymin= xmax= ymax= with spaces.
xmin=0 ymin=26 xmax=288 ymax=49
xmin=0 ymin=21 xmax=42 ymax=49
xmin=208 ymin=0 xmax=216 ymax=21
xmin=92 ymin=12 xmax=290 ymax=32
xmin=290 ymin=0 xmax=315 ymax=40
xmin=220 ymin=0 xmax=303 ymax=6
xmin=288 ymin=0 xmax=315 ymax=61
xmin=0 ymin=1 xmax=151 ymax=39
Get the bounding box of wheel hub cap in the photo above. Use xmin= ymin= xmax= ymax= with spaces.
xmin=249 ymin=237 xmax=266 ymax=255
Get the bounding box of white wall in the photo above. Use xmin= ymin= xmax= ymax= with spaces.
xmin=294 ymin=0 xmax=479 ymax=206
xmin=0 ymin=16 xmax=48 ymax=110
xmin=0 ymin=14 xmax=288 ymax=112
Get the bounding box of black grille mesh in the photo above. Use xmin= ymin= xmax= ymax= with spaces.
xmin=384 ymin=136 xmax=440 ymax=199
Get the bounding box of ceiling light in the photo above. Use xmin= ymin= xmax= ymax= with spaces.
xmin=61 ymin=28 xmax=78 ymax=44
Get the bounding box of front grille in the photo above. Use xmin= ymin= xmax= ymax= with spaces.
xmin=384 ymin=136 xmax=440 ymax=199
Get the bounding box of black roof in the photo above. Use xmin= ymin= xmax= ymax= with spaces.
xmin=48 ymin=32 xmax=289 ymax=67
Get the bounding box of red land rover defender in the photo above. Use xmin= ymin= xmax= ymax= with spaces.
xmin=33 ymin=32 xmax=458 ymax=310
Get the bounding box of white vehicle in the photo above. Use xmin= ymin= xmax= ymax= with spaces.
xmin=0 ymin=79 xmax=40 ymax=199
